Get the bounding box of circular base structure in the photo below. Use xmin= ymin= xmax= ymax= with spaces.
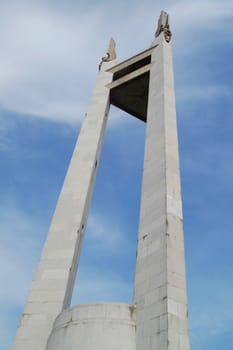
xmin=46 ymin=302 xmax=136 ymax=350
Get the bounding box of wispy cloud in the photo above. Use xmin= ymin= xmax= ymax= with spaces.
xmin=0 ymin=0 xmax=232 ymax=123
xmin=170 ymin=0 xmax=233 ymax=30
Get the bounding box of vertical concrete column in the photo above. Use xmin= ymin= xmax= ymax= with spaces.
xmin=134 ymin=34 xmax=190 ymax=350
xmin=12 ymin=61 xmax=115 ymax=350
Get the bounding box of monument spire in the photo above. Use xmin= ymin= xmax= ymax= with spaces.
xmin=13 ymin=11 xmax=190 ymax=350
xmin=99 ymin=37 xmax=117 ymax=70
xmin=155 ymin=10 xmax=172 ymax=42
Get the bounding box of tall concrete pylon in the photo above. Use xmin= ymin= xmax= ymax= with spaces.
xmin=13 ymin=11 xmax=190 ymax=350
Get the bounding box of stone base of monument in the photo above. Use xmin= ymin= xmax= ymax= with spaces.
xmin=46 ymin=302 xmax=136 ymax=350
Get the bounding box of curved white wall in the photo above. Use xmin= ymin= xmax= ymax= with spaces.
xmin=46 ymin=303 xmax=136 ymax=350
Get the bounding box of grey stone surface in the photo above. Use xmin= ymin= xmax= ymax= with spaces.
xmin=46 ymin=303 xmax=136 ymax=350
xmin=12 ymin=61 xmax=115 ymax=350
xmin=133 ymin=33 xmax=190 ymax=350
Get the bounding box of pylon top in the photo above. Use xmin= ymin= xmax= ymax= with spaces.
xmin=155 ymin=10 xmax=172 ymax=43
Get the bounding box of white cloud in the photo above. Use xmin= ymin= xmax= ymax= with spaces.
xmin=170 ymin=0 xmax=233 ymax=29
xmin=0 ymin=0 xmax=232 ymax=124
xmin=0 ymin=2 xmax=116 ymax=121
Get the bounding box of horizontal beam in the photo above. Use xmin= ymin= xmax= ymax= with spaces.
xmin=107 ymin=45 xmax=157 ymax=74
xmin=107 ymin=63 xmax=152 ymax=90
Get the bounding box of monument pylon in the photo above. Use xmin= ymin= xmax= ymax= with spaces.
xmin=13 ymin=11 xmax=190 ymax=350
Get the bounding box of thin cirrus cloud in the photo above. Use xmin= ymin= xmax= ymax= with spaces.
xmin=0 ymin=0 xmax=232 ymax=124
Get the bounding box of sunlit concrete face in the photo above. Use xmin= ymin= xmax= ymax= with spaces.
xmin=12 ymin=61 xmax=116 ymax=350
xmin=46 ymin=303 xmax=136 ymax=350
xmin=133 ymin=34 xmax=190 ymax=350
xmin=13 ymin=13 xmax=190 ymax=350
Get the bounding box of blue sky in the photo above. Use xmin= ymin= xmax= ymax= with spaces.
xmin=0 ymin=0 xmax=233 ymax=349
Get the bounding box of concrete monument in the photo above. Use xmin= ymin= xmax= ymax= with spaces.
xmin=13 ymin=11 xmax=190 ymax=350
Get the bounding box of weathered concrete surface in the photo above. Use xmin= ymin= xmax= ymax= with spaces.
xmin=46 ymin=303 xmax=136 ymax=350
xmin=134 ymin=34 xmax=190 ymax=350
xmin=12 ymin=18 xmax=190 ymax=350
xmin=12 ymin=61 xmax=115 ymax=350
